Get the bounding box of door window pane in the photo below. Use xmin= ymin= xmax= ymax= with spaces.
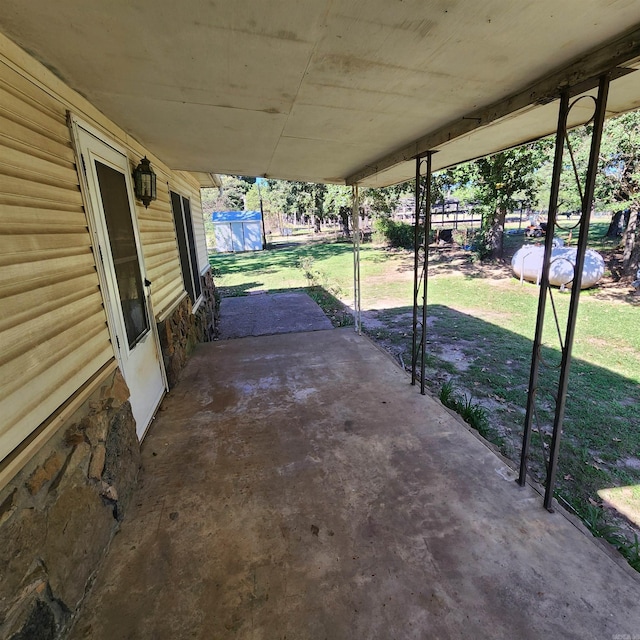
xmin=95 ymin=161 xmax=149 ymax=348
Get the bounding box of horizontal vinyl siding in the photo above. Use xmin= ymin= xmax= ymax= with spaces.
xmin=0 ymin=33 xmax=209 ymax=465
xmin=0 ymin=60 xmax=112 ymax=462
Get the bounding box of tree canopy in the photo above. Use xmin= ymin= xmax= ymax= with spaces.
xmin=441 ymin=141 xmax=551 ymax=259
xmin=594 ymin=111 xmax=640 ymax=275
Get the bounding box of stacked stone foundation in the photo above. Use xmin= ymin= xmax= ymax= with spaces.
xmin=158 ymin=270 xmax=220 ymax=388
xmin=0 ymin=369 xmax=139 ymax=639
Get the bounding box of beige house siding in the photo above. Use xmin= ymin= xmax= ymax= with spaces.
xmin=0 ymin=32 xmax=206 ymax=474
xmin=0 ymin=57 xmax=113 ymax=463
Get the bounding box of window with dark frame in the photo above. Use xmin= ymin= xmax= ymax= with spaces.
xmin=170 ymin=191 xmax=202 ymax=305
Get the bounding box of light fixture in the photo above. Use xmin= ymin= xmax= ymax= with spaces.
xmin=133 ymin=156 xmax=157 ymax=208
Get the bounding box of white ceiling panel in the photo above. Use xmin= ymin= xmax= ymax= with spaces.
xmin=1 ymin=0 xmax=640 ymax=185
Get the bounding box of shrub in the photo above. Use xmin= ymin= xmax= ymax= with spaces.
xmin=373 ymin=217 xmax=419 ymax=249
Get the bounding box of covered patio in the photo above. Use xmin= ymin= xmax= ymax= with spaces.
xmin=70 ymin=324 xmax=640 ymax=639
xmin=2 ymin=2 xmax=640 ymax=638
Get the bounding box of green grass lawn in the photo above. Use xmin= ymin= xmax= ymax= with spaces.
xmin=211 ymin=235 xmax=640 ymax=566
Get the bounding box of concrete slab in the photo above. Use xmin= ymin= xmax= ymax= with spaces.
xmin=70 ymin=329 xmax=640 ymax=640
xmin=218 ymin=291 xmax=333 ymax=339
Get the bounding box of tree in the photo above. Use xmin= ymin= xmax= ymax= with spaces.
xmin=537 ymin=110 xmax=640 ymax=277
xmin=202 ymin=175 xmax=255 ymax=211
xmin=594 ymin=111 xmax=640 ymax=276
xmin=446 ymin=142 xmax=551 ymax=259
xmin=361 ymin=183 xmax=410 ymax=220
xmin=265 ymin=180 xmax=327 ymax=231
xmin=324 ymin=184 xmax=352 ymax=235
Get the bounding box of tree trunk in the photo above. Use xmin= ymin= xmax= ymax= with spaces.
xmin=340 ymin=209 xmax=351 ymax=237
xmin=606 ymin=209 xmax=629 ymax=237
xmin=485 ymin=207 xmax=506 ymax=260
xmin=313 ymin=215 xmax=321 ymax=233
xmin=622 ymin=206 xmax=640 ymax=276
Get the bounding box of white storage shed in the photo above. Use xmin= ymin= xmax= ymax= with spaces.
xmin=213 ymin=211 xmax=264 ymax=252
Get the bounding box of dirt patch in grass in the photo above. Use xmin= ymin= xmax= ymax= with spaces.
xmin=436 ymin=345 xmax=474 ymax=371
xmin=619 ymin=457 xmax=640 ymax=470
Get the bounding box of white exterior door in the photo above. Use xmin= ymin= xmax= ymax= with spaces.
xmin=231 ymin=222 xmax=245 ymax=251
xmin=73 ymin=122 xmax=166 ymax=439
xmin=215 ymin=223 xmax=233 ymax=252
xmin=243 ymin=222 xmax=262 ymax=250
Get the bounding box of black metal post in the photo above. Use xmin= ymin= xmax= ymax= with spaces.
xmin=411 ymin=153 xmax=434 ymax=393
xmin=411 ymin=157 xmax=421 ymax=386
xmin=420 ymin=153 xmax=433 ymax=394
xmin=518 ymin=89 xmax=570 ymax=487
xmin=543 ymin=73 xmax=610 ymax=510
xmin=516 ymin=73 xmax=610 ymax=510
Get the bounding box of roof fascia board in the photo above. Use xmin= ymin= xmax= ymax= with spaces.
xmin=346 ymin=25 xmax=640 ymax=185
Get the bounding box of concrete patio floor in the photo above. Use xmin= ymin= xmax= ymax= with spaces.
xmin=70 ymin=328 xmax=640 ymax=639
xmin=217 ymin=292 xmax=333 ymax=339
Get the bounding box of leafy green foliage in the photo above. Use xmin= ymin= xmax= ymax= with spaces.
xmin=595 ymin=112 xmax=640 ymax=275
xmin=373 ymin=217 xmax=417 ymax=249
xmin=439 ymin=380 xmax=457 ymax=408
xmin=324 ymin=184 xmax=353 ymax=235
xmin=441 ymin=141 xmax=552 ymax=259
xmin=361 ymin=183 xmax=411 ymax=219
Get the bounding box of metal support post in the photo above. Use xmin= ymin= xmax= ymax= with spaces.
xmin=411 ymin=158 xmax=421 ymax=386
xmin=517 ymin=74 xmax=610 ymax=512
xmin=411 ymin=152 xmax=433 ymax=393
xmin=518 ymin=90 xmax=569 ymax=488
xmin=352 ymin=184 xmax=361 ymax=334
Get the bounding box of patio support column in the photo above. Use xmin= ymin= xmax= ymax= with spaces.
xmin=411 ymin=152 xmax=434 ymax=394
xmin=517 ymin=73 xmax=611 ymax=511
xmin=352 ymin=184 xmax=361 ymax=334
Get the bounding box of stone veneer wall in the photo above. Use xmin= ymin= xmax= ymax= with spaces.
xmin=0 ymin=368 xmax=139 ymax=640
xmin=158 ymin=270 xmax=220 ymax=388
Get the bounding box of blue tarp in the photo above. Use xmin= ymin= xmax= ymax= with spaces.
xmin=212 ymin=210 xmax=261 ymax=223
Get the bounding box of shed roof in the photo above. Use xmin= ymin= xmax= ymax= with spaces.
xmin=212 ymin=211 xmax=262 ymax=223
xmin=1 ymin=2 xmax=640 ymax=186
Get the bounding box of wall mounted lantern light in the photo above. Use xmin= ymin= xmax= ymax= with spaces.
xmin=133 ymin=156 xmax=157 ymax=208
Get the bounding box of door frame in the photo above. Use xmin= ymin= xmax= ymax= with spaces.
xmin=68 ymin=113 xmax=167 ymax=437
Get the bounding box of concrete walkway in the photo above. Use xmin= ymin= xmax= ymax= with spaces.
xmin=71 ymin=329 xmax=640 ymax=640
xmin=218 ymin=291 xmax=333 ymax=339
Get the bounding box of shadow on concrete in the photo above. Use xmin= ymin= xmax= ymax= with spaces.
xmin=70 ymin=329 xmax=640 ymax=639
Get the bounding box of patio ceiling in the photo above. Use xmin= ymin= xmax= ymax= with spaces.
xmin=2 ymin=1 xmax=640 ymax=187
